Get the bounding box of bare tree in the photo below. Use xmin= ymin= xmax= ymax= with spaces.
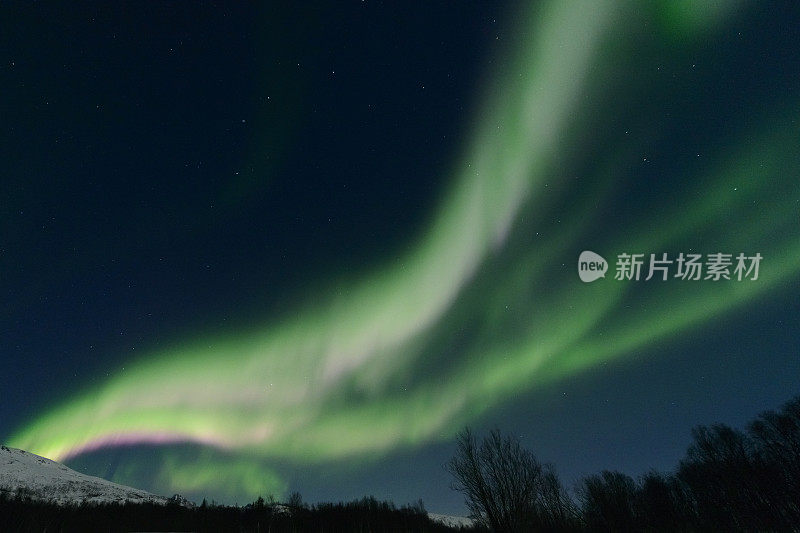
xmin=748 ymin=395 xmax=800 ymax=523
xmin=577 ymin=470 xmax=637 ymax=531
xmin=677 ymin=424 xmax=775 ymax=530
xmin=446 ymin=427 xmax=574 ymax=532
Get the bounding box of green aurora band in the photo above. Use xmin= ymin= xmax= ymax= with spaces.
xmin=8 ymin=0 xmax=800 ymax=498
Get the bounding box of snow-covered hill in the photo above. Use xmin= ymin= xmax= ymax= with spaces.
xmin=428 ymin=512 xmax=476 ymax=529
xmin=0 ymin=445 xmax=188 ymax=506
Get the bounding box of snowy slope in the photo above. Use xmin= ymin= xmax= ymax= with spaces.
xmin=0 ymin=445 xmax=183 ymax=506
xmin=428 ymin=512 xmax=476 ymax=529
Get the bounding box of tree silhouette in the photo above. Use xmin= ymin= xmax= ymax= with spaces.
xmin=747 ymin=395 xmax=800 ymax=524
xmin=633 ymin=471 xmax=692 ymax=530
xmin=446 ymin=427 xmax=574 ymax=532
xmin=577 ymin=470 xmax=637 ymax=531
xmin=677 ymin=424 xmax=767 ymax=529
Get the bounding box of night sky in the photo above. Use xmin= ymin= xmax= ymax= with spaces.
xmin=2 ymin=1 xmax=799 ymax=515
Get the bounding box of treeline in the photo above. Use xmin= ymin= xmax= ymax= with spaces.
xmin=449 ymin=395 xmax=800 ymax=531
xmin=4 ymin=394 xmax=799 ymax=531
xmin=579 ymin=394 xmax=800 ymax=531
xmin=0 ymin=493 xmax=477 ymax=532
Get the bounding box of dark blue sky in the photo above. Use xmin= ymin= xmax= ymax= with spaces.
xmin=1 ymin=0 xmax=501 ymax=417
xmin=1 ymin=1 xmax=799 ymax=515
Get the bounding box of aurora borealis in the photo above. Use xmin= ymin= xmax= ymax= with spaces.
xmin=2 ymin=1 xmax=799 ymax=513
